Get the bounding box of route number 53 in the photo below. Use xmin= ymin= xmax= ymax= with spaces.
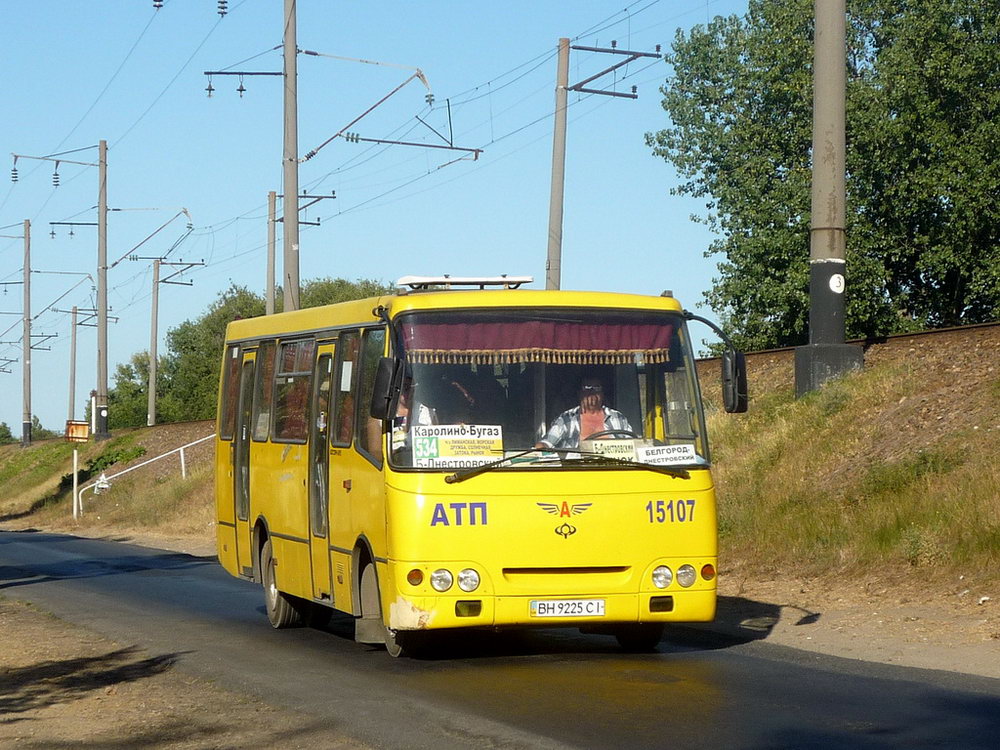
xmin=646 ymin=499 xmax=696 ymax=523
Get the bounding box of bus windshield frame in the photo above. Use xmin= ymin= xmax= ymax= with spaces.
xmin=387 ymin=307 xmax=710 ymax=472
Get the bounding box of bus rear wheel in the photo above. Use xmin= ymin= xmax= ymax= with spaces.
xmin=615 ymin=623 xmax=664 ymax=652
xmin=261 ymin=539 xmax=301 ymax=629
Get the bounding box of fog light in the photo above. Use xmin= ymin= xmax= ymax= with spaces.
xmin=407 ymin=568 xmax=423 ymax=586
xmin=457 ymin=568 xmax=480 ymax=592
xmin=430 ymin=568 xmax=453 ymax=592
xmin=652 ymin=565 xmax=673 ymax=589
xmin=677 ymin=564 xmax=696 ymax=587
xmin=701 ymin=563 xmax=716 ymax=581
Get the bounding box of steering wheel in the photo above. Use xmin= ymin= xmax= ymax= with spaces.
xmin=583 ymin=429 xmax=641 ymax=440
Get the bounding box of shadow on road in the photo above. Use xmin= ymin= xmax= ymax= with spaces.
xmin=0 ymin=530 xmax=214 ymax=591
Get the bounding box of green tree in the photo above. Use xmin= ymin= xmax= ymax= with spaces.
xmin=647 ymin=0 xmax=1000 ymax=350
xmin=126 ymin=277 xmax=393 ymax=423
xmin=164 ymin=284 xmax=266 ymax=421
xmin=0 ymin=422 xmax=15 ymax=445
xmin=30 ymin=415 xmax=59 ymax=440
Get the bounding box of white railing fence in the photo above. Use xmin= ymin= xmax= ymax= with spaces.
xmin=74 ymin=433 xmax=215 ymax=518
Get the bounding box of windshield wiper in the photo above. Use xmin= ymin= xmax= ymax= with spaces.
xmin=444 ymin=447 xmax=565 ymax=484
xmin=444 ymin=447 xmax=689 ymax=484
xmin=558 ymin=453 xmax=690 ymax=479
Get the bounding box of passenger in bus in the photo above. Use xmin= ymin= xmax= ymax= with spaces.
xmin=535 ymin=375 xmax=633 ymax=450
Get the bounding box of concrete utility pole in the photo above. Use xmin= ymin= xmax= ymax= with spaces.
xmin=147 ymin=259 xmax=160 ymax=426
xmin=794 ymin=0 xmax=862 ymax=395
xmin=69 ymin=306 xmax=77 ymax=421
xmin=545 ymin=38 xmax=570 ymax=291
xmin=96 ymin=139 xmax=110 ymax=439
xmin=138 ymin=258 xmax=202 ymax=426
xmin=267 ymin=190 xmax=277 ymax=315
xmin=544 ymin=39 xmax=661 ymax=290
xmin=282 ymin=0 xmax=301 ymax=312
xmin=21 ymin=220 xmax=30 ymax=447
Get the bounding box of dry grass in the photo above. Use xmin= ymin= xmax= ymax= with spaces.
xmin=709 ymin=362 xmax=1000 ymax=583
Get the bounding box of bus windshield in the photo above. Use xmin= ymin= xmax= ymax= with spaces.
xmin=388 ymin=308 xmax=709 ymax=471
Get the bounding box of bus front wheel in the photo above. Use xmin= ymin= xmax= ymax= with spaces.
xmin=261 ymin=539 xmax=301 ymax=629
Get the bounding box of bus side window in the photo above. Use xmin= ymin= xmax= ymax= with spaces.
xmin=356 ymin=328 xmax=386 ymax=465
xmin=273 ymin=339 xmax=315 ymax=442
xmin=219 ymin=344 xmax=241 ymax=440
xmin=251 ymin=340 xmax=276 ymax=441
xmin=332 ymin=330 xmax=360 ymax=447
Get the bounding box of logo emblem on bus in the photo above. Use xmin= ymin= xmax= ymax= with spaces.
xmin=555 ymin=523 xmax=577 ymax=539
xmin=536 ymin=501 xmax=592 ymax=518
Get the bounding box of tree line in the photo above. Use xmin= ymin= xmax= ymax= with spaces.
xmin=647 ymin=0 xmax=1000 ymax=350
xmin=106 ymin=277 xmax=392 ymax=429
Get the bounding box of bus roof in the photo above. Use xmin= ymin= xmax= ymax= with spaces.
xmin=224 ymin=288 xmax=684 ymax=342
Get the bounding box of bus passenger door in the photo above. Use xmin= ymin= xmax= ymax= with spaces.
xmin=233 ymin=352 xmax=256 ymax=575
xmin=308 ymin=344 xmax=335 ymax=602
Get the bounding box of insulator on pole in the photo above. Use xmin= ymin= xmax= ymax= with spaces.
xmin=10 ymin=166 xmax=17 ymax=183
xmin=153 ymin=0 xmax=163 ymax=8
xmin=218 ymin=0 xmax=228 ymax=16
xmin=237 ymin=76 xmax=246 ymax=97
xmin=206 ymin=79 xmax=215 ymax=97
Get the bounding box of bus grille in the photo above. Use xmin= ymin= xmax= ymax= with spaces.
xmin=501 ymin=566 xmax=632 ymax=592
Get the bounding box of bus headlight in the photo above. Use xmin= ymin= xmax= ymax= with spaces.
xmin=652 ymin=565 xmax=673 ymax=589
xmin=457 ymin=568 xmax=480 ymax=592
xmin=430 ymin=569 xmax=453 ymax=592
xmin=677 ymin=564 xmax=697 ymax=587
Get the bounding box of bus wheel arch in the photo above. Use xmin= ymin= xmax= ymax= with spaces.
xmin=251 ymin=517 xmax=271 ymax=583
xmin=350 ymin=536 xmax=376 ymax=616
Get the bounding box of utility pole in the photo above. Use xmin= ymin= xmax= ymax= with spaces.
xmin=21 ymin=220 xmax=30 ymax=447
xmin=69 ymin=306 xmax=77 ymax=421
xmin=148 ymin=259 xmax=160 ymax=426
xmin=133 ymin=257 xmax=203 ymax=426
xmin=96 ymin=139 xmax=110 ymax=439
xmin=267 ymin=190 xmax=276 ymax=315
xmin=545 ymin=40 xmax=661 ymax=290
xmin=282 ymin=0 xmax=301 ymax=312
xmin=546 ymin=39 xmax=570 ymax=291
xmin=794 ymin=0 xmax=862 ymax=395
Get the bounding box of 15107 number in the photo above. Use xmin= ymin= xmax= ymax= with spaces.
xmin=646 ymin=499 xmax=696 ymax=523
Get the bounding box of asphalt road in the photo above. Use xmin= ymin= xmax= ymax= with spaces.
xmin=2 ymin=529 xmax=999 ymax=749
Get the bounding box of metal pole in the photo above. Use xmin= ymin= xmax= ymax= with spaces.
xmin=267 ymin=190 xmax=276 ymax=315
xmin=68 ymin=306 xmax=77 ymax=421
xmin=147 ymin=259 xmax=159 ymax=427
xmin=73 ymin=448 xmax=79 ymax=520
xmin=95 ymin=139 xmax=110 ymax=438
xmin=545 ymin=38 xmax=570 ymax=291
xmin=21 ymin=219 xmax=31 ymax=447
xmin=282 ymin=0 xmax=301 ymax=312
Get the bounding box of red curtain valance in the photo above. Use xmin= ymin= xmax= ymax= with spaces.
xmin=401 ymin=320 xmax=674 ymax=365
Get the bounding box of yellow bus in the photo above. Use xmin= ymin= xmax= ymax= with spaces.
xmin=215 ymin=276 xmax=746 ymax=656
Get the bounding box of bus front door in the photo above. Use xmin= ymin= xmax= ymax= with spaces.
xmin=308 ymin=344 xmax=335 ymax=602
xmin=233 ymin=351 xmax=256 ymax=576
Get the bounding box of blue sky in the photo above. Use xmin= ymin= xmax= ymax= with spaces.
xmin=0 ymin=0 xmax=747 ymax=432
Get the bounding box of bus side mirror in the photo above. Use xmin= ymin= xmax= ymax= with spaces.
xmin=370 ymin=357 xmax=401 ymax=420
xmin=722 ymin=351 xmax=748 ymax=413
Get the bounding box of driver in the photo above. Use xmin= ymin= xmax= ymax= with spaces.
xmin=535 ymin=376 xmax=633 ymax=450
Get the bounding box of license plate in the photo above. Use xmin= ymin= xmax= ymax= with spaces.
xmin=530 ymin=598 xmax=606 ymax=618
